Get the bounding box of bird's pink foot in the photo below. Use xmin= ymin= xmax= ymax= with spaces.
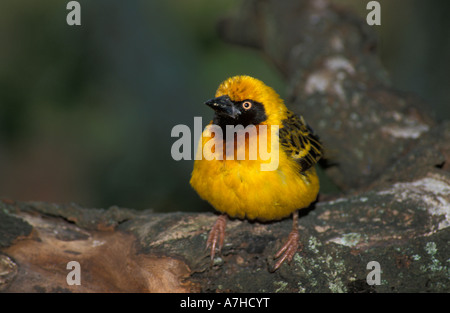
xmin=206 ymin=214 xmax=227 ymax=261
xmin=272 ymin=212 xmax=300 ymax=271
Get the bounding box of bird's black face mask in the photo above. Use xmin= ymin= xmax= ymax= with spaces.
xmin=205 ymin=95 xmax=267 ymax=130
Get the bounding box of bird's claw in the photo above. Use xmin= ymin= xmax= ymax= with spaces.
xmin=272 ymin=229 xmax=300 ymax=272
xmin=206 ymin=215 xmax=227 ymax=261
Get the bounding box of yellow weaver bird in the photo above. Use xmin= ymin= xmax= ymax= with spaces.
xmin=190 ymin=75 xmax=323 ymax=271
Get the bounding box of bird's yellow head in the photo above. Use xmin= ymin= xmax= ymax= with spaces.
xmin=205 ymin=75 xmax=288 ymax=127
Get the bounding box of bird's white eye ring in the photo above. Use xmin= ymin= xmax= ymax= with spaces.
xmin=242 ymin=101 xmax=252 ymax=110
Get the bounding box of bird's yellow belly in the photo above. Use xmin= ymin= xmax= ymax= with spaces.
xmin=190 ymin=158 xmax=319 ymax=221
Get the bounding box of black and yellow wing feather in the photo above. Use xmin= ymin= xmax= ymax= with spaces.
xmin=279 ymin=111 xmax=323 ymax=172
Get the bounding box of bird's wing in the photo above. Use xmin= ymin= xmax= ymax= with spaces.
xmin=279 ymin=111 xmax=323 ymax=172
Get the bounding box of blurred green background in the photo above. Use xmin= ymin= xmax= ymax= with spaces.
xmin=0 ymin=0 xmax=449 ymax=212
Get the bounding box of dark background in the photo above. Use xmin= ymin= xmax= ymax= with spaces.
xmin=0 ymin=0 xmax=449 ymax=212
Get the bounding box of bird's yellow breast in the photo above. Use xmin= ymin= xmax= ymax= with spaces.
xmin=190 ymin=125 xmax=319 ymax=221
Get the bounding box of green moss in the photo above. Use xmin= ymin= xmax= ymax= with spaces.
xmin=274 ymin=281 xmax=288 ymax=293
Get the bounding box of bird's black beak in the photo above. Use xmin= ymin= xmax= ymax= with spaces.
xmin=205 ymin=95 xmax=239 ymax=119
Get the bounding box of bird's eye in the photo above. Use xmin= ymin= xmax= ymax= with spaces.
xmin=242 ymin=101 xmax=252 ymax=110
